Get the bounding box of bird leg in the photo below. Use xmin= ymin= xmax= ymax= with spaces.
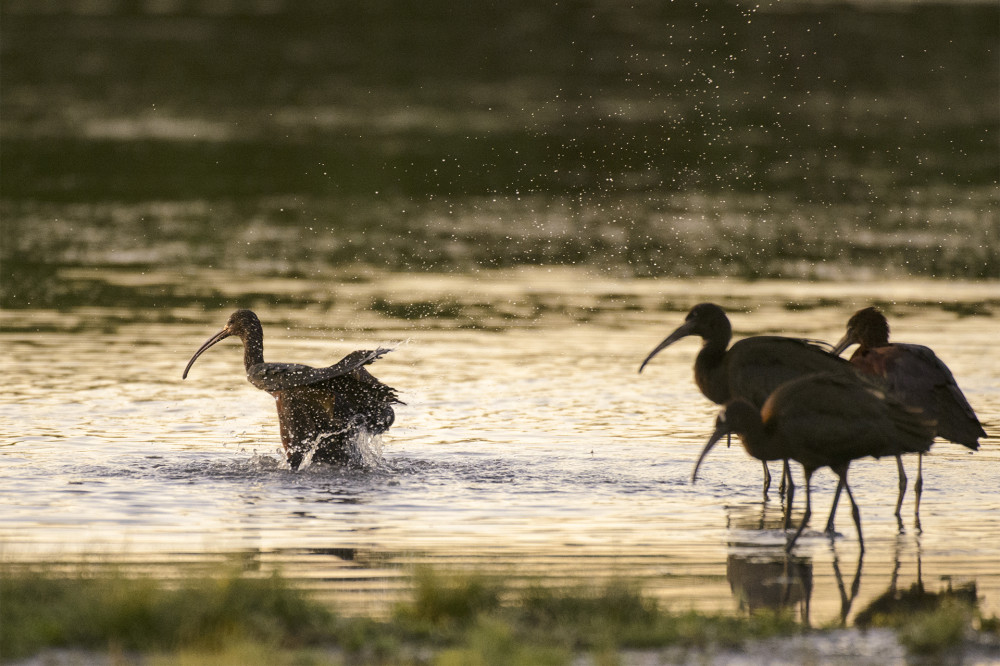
xmin=761 ymin=461 xmax=772 ymax=500
xmin=894 ymin=455 xmax=907 ymax=527
xmin=913 ymin=453 xmax=923 ymax=529
xmin=782 ymin=459 xmax=795 ymax=530
xmin=786 ymin=469 xmax=813 ymax=552
xmin=824 ymin=478 xmax=844 ymax=535
xmin=839 ymin=468 xmax=864 ymax=554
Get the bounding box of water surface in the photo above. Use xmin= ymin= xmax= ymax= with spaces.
xmin=2 ymin=271 xmax=997 ymax=626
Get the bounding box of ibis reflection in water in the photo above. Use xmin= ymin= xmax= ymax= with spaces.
xmin=639 ymin=303 xmax=859 ymax=505
xmin=183 ymin=310 xmax=401 ymax=470
xmin=692 ymin=372 xmax=935 ymax=553
xmin=830 ymin=307 xmax=985 ymax=529
xmin=855 ymin=534 xmax=977 ymax=630
xmin=727 ymin=552 xmax=813 ymax=622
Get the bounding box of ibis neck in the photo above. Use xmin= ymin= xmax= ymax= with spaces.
xmin=737 ymin=421 xmax=785 ymax=462
xmin=240 ymin=328 xmax=265 ymax=372
xmin=695 ymin=336 xmax=731 ymax=404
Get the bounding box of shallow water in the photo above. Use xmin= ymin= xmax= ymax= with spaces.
xmin=2 ymin=270 xmax=997 ymax=626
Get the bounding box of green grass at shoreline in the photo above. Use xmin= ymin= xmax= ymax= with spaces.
xmin=1 ymin=563 xmax=994 ymax=665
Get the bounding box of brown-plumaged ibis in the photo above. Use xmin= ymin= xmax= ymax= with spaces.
xmin=183 ymin=310 xmax=401 ymax=470
xmin=829 ymin=306 xmax=985 ymax=525
xmin=691 ymin=372 xmax=935 ymax=553
xmin=639 ymin=302 xmax=858 ymax=502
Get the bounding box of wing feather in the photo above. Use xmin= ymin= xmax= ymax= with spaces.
xmin=727 ymin=336 xmax=857 ymax=408
xmin=247 ymin=348 xmax=393 ymax=392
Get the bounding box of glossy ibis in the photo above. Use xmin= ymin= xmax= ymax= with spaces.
xmin=183 ymin=310 xmax=401 ymax=470
xmin=829 ymin=307 xmax=985 ymax=527
xmin=639 ymin=302 xmax=857 ymax=501
xmin=691 ymin=372 xmax=935 ymax=552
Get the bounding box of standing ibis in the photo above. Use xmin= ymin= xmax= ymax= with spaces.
xmin=639 ymin=302 xmax=858 ymax=501
xmin=830 ymin=307 xmax=985 ymax=525
xmin=692 ymin=372 xmax=935 ymax=552
xmin=183 ymin=310 xmax=401 ymax=470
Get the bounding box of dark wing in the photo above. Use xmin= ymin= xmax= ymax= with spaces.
xmin=727 ymin=336 xmax=859 ymax=408
xmin=275 ymin=388 xmax=363 ymax=468
xmin=880 ymin=344 xmax=984 ymax=448
xmin=325 ymin=372 xmax=400 ymax=435
xmin=275 ymin=389 xmax=343 ymax=447
xmin=247 ymin=348 xmax=393 ymax=392
xmin=306 ymin=349 xmax=401 ymax=435
xmin=767 ymin=373 xmax=933 ymax=469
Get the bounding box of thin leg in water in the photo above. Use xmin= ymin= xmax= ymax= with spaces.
xmin=894 ymin=455 xmax=907 ymax=529
xmin=761 ymin=460 xmax=771 ymax=500
xmin=913 ymin=453 xmax=923 ymax=531
xmin=837 ymin=466 xmax=864 ymax=554
xmin=783 ymin=459 xmax=795 ymax=529
xmin=786 ymin=468 xmax=813 ymax=552
xmin=824 ymin=478 xmax=844 ymax=535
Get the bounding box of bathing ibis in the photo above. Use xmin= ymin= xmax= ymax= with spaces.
xmin=183 ymin=310 xmax=400 ymax=470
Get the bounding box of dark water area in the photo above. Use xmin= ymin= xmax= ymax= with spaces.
xmin=2 ymin=0 xmax=998 ymax=300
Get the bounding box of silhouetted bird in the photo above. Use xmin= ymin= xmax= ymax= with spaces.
xmin=639 ymin=302 xmax=858 ymax=501
xmin=183 ymin=310 xmax=400 ymax=470
xmin=692 ymin=372 xmax=935 ymax=552
xmin=830 ymin=307 xmax=984 ymax=526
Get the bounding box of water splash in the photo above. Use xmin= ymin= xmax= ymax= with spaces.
xmin=294 ymin=420 xmax=387 ymax=472
xmin=350 ymin=427 xmax=387 ymax=469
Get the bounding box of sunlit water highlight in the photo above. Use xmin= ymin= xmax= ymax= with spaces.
xmin=1 ymin=270 xmax=998 ymax=626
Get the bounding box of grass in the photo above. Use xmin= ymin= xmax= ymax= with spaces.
xmin=0 ymin=564 xmax=334 ymax=661
xmin=1 ymin=563 xmax=993 ymax=664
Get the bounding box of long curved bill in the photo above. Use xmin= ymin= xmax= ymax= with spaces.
xmin=638 ymin=320 xmax=697 ymax=373
xmin=691 ymin=426 xmax=728 ymax=484
xmin=831 ymin=331 xmax=856 ymax=357
xmin=182 ymin=328 xmax=231 ymax=379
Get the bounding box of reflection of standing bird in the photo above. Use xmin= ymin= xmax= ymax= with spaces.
xmin=832 ymin=307 xmax=985 ymax=524
xmin=183 ymin=310 xmax=400 ymax=470
xmin=639 ymin=303 xmax=857 ymax=500
xmin=692 ymin=373 xmax=935 ymax=552
xmin=726 ymin=553 xmax=812 ymax=622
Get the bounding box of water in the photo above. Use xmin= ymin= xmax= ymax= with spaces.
xmin=2 ymin=2 xmax=998 ymax=287
xmin=1 ymin=0 xmax=998 ymax=638
xmin=2 ymin=272 xmax=997 ymax=625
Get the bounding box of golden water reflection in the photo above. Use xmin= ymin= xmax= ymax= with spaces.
xmin=1 ymin=270 xmax=997 ymax=629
